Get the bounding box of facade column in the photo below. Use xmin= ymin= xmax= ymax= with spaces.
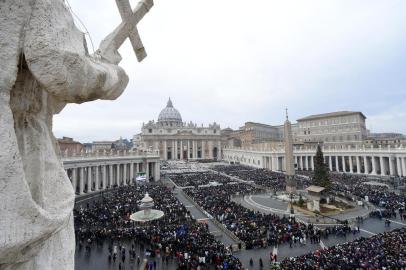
xmin=79 ymin=167 xmax=84 ymax=194
xmin=379 ymin=156 xmax=385 ymax=176
xmin=117 ymin=164 xmax=121 ymax=186
xmin=218 ymin=141 xmax=222 ymax=160
xmin=163 ymin=140 xmax=167 ymax=160
xmin=397 ymin=157 xmax=402 ymax=177
xmin=299 ymin=156 xmax=303 ymax=170
xmin=402 ymin=157 xmax=406 ymax=177
xmin=95 ymin=166 xmax=99 ymax=191
xmin=175 ymin=140 xmax=178 ymax=160
xmin=328 ymin=156 xmax=333 ymax=171
xmin=155 ymin=162 xmax=160 ymax=181
xmin=349 ymin=156 xmax=353 ymax=173
xmin=102 ymin=165 xmax=107 ymax=190
xmin=193 ymin=141 xmax=198 ymax=159
xmin=209 ymin=141 xmax=213 ymax=159
xmin=123 ymin=163 xmax=127 ymax=185
xmin=72 ymin=168 xmax=77 ymax=194
xmin=180 ymin=141 xmax=183 ymax=159
xmin=87 ymin=166 xmax=92 ymax=192
xmin=356 ymin=156 xmax=361 ymax=174
xmin=201 ymin=141 xmax=206 ymax=159
xmin=187 ymin=140 xmax=191 ymax=159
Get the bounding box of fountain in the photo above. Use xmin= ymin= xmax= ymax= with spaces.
xmin=130 ymin=193 xmax=164 ymax=222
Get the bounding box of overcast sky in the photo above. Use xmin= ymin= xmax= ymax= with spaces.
xmin=53 ymin=0 xmax=406 ymax=142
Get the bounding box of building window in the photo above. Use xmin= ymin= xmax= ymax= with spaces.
xmin=148 ymin=129 xmax=152 ymax=133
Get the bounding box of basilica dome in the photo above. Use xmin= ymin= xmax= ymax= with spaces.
xmin=157 ymin=98 xmax=183 ymax=125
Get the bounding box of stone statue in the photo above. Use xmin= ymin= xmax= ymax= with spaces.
xmin=0 ymin=0 xmax=153 ymax=269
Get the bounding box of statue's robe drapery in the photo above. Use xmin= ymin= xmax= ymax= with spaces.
xmin=0 ymin=0 xmax=128 ymax=269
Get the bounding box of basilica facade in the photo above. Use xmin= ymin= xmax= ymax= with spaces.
xmin=134 ymin=99 xmax=223 ymax=160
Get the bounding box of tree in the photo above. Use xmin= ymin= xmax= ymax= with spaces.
xmin=313 ymin=145 xmax=331 ymax=190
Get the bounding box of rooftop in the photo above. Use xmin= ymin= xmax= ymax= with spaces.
xmin=297 ymin=111 xmax=366 ymax=122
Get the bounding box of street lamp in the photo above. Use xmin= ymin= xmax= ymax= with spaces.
xmin=290 ymin=193 xmax=294 ymax=214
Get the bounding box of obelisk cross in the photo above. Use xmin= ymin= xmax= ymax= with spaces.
xmin=97 ymin=0 xmax=154 ymax=64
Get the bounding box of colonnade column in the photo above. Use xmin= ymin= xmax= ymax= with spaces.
xmin=379 ymin=156 xmax=384 ymax=176
xmin=123 ymin=163 xmax=127 ymax=186
xmin=341 ymin=156 xmax=346 ymax=172
xmin=117 ymin=164 xmax=121 ymax=186
xmin=402 ymin=157 xmax=406 ymax=177
xmin=109 ymin=164 xmax=114 ymax=187
xmin=335 ymin=156 xmax=340 ymax=172
xmin=397 ymin=157 xmax=402 ymax=177
xmin=304 ymin=156 xmax=308 ymax=170
xmin=389 ymin=157 xmax=394 ymax=176
xmin=79 ymin=167 xmax=84 ymax=194
xmin=371 ymin=157 xmax=377 ymax=175
xmin=328 ymin=156 xmax=333 ymax=171
xmin=299 ymin=156 xmax=303 ymax=170
xmin=72 ymin=168 xmax=77 ymax=194
xmin=311 ymin=156 xmax=314 ymax=171
xmin=349 ymin=156 xmax=353 ymax=173
xmin=356 ymin=156 xmax=361 ymax=174
xmin=130 ymin=163 xmax=134 ymax=183
xmin=102 ymin=165 xmax=107 ymax=189
xmin=87 ymin=167 xmax=92 ymax=192
xmin=145 ymin=161 xmax=150 ymax=182
xmin=364 ymin=156 xmax=369 ymax=174
xmin=95 ymin=166 xmax=99 ymax=191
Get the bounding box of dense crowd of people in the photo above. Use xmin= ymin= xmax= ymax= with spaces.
xmin=169 ymin=172 xmax=231 ymax=187
xmin=184 ymin=183 xmax=354 ymax=250
xmin=213 ymin=165 xmax=286 ymax=190
xmin=279 ymin=228 xmax=406 ymax=269
xmin=73 ymin=162 xmax=406 ymax=269
xmin=74 ymin=183 xmax=243 ymax=269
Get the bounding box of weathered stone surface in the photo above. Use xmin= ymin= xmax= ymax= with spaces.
xmin=0 ymin=0 xmax=136 ymax=269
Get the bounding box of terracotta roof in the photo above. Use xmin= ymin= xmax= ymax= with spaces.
xmin=297 ymin=111 xmax=366 ymax=122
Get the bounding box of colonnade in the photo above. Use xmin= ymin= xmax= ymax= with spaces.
xmin=160 ymin=139 xmax=222 ymax=160
xmin=64 ymin=159 xmax=160 ymax=195
xmin=224 ymin=146 xmax=406 ymax=177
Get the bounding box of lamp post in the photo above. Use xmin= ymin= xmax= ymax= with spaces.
xmin=290 ymin=193 xmax=294 ymax=214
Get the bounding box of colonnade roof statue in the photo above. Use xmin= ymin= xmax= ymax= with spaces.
xmin=0 ymin=0 xmax=153 ymax=269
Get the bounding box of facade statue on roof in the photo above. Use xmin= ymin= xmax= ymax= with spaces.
xmin=0 ymin=0 xmax=153 ymax=269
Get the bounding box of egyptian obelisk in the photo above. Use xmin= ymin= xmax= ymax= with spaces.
xmin=284 ymin=109 xmax=297 ymax=193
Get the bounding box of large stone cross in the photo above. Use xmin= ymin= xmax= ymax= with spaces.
xmin=98 ymin=0 xmax=154 ymax=64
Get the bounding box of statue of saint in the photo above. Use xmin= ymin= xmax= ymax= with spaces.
xmin=0 ymin=0 xmax=152 ymax=269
